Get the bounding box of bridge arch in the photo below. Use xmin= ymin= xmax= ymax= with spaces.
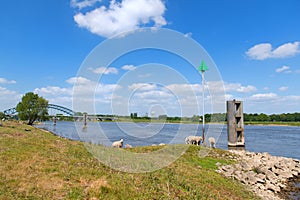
xmin=3 ymin=104 xmax=75 ymax=116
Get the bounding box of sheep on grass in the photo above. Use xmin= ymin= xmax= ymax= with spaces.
xmin=112 ymin=139 xmax=123 ymax=148
xmin=185 ymin=136 xmax=203 ymax=146
xmin=208 ymin=137 xmax=216 ymax=148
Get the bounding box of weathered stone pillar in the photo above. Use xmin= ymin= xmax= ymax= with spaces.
xmin=227 ymin=100 xmax=245 ymax=147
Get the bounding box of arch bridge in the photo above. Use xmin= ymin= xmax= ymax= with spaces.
xmin=3 ymin=104 xmax=76 ymax=117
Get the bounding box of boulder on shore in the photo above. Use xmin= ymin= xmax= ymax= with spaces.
xmin=217 ymin=150 xmax=300 ymax=200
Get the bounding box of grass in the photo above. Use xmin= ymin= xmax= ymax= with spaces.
xmin=245 ymin=121 xmax=300 ymax=126
xmin=0 ymin=121 xmax=260 ymax=199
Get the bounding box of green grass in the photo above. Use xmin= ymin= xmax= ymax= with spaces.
xmin=0 ymin=121 xmax=260 ymax=199
xmin=245 ymin=121 xmax=300 ymax=126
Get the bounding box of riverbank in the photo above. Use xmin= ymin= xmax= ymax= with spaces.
xmin=0 ymin=121 xmax=258 ymax=199
xmin=217 ymin=150 xmax=300 ymax=200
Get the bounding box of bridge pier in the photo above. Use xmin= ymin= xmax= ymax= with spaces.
xmin=53 ymin=116 xmax=57 ymax=126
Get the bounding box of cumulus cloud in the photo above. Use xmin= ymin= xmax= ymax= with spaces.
xmin=225 ymin=83 xmax=257 ymax=93
xmin=275 ymin=65 xmax=291 ymax=73
xmin=66 ymin=76 xmax=94 ymax=85
xmin=122 ymin=65 xmax=136 ymax=71
xmin=250 ymin=93 xmax=278 ymax=101
xmin=34 ymin=86 xmax=71 ymax=96
xmin=0 ymin=87 xmax=21 ymax=111
xmin=279 ymin=86 xmax=288 ymax=91
xmin=89 ymin=67 xmax=118 ymax=75
xmin=128 ymin=83 xmax=157 ymax=91
xmin=0 ymin=77 xmax=16 ymax=84
xmin=246 ymin=41 xmax=300 ymax=60
xmin=205 ymin=81 xmax=256 ymax=94
xmin=73 ymin=0 xmax=167 ymax=38
xmin=71 ymin=0 xmax=102 ymax=9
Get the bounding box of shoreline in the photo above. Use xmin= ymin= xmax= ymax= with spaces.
xmin=41 ymin=120 xmax=300 ymax=127
xmin=42 ymin=123 xmax=300 ymax=199
xmin=4 ymin=121 xmax=300 ymax=199
xmin=217 ymin=150 xmax=300 ymax=200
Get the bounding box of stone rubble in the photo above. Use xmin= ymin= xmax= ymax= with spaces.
xmin=216 ymin=150 xmax=300 ymax=200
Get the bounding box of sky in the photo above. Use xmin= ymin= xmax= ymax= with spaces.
xmin=0 ymin=0 xmax=300 ymax=116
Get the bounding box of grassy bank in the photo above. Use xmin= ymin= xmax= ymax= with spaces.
xmin=245 ymin=121 xmax=300 ymax=126
xmin=0 ymin=121 xmax=259 ymax=199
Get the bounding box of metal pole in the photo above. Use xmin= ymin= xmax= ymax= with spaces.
xmin=202 ymin=71 xmax=205 ymax=142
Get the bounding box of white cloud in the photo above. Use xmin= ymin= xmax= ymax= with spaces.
xmin=0 ymin=87 xmax=21 ymax=111
xmin=0 ymin=77 xmax=16 ymax=84
xmin=249 ymin=93 xmax=278 ymax=101
xmin=34 ymin=86 xmax=71 ymax=96
xmin=128 ymin=83 xmax=157 ymax=91
xmin=66 ymin=76 xmax=93 ymax=85
xmin=134 ymin=90 xmax=173 ymax=99
xmin=138 ymin=73 xmax=152 ymax=78
xmin=71 ymin=0 xmax=102 ymax=9
xmin=276 ymin=65 xmax=289 ymax=73
xmin=224 ymin=82 xmax=257 ymax=93
xmin=272 ymin=42 xmax=300 ymax=58
xmin=184 ymin=32 xmax=192 ymax=38
xmin=246 ymin=43 xmax=272 ymax=60
xmin=246 ymin=41 xmax=300 ymax=60
xmin=89 ymin=67 xmax=118 ymax=75
xmin=122 ymin=65 xmax=136 ymax=71
xmin=73 ymin=0 xmax=167 ymax=38
xmin=279 ymin=86 xmax=288 ymax=91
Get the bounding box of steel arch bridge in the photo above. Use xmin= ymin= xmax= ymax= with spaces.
xmin=3 ymin=104 xmax=75 ymax=116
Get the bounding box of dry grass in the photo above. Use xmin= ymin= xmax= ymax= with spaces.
xmin=0 ymin=121 xmax=260 ymax=199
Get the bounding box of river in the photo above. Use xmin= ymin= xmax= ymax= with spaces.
xmin=36 ymin=121 xmax=300 ymax=160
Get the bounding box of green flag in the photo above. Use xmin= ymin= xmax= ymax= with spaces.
xmin=198 ymin=60 xmax=208 ymax=72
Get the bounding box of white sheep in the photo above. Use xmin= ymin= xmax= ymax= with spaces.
xmin=112 ymin=139 xmax=123 ymax=148
xmin=125 ymin=144 xmax=132 ymax=148
xmin=185 ymin=136 xmax=203 ymax=146
xmin=208 ymin=137 xmax=216 ymax=148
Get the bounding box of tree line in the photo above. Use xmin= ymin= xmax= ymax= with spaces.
xmin=203 ymin=113 xmax=300 ymax=122
xmin=1 ymin=92 xmax=300 ymax=125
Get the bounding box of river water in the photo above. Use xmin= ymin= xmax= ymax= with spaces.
xmin=37 ymin=121 xmax=300 ymax=160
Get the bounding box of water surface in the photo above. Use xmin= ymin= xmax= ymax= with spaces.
xmin=37 ymin=121 xmax=300 ymax=160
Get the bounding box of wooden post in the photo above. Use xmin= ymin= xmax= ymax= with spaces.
xmin=83 ymin=114 xmax=87 ymax=129
xmin=53 ymin=116 xmax=57 ymax=126
xmin=227 ymin=100 xmax=245 ymax=147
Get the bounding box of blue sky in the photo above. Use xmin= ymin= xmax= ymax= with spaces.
xmin=1 ymin=0 xmax=300 ymax=116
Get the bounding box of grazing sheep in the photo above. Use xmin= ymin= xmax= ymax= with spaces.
xmin=125 ymin=144 xmax=133 ymax=148
xmin=208 ymin=137 xmax=216 ymax=148
xmin=185 ymin=136 xmax=203 ymax=146
xmin=159 ymin=143 xmax=166 ymax=146
xmin=112 ymin=139 xmax=123 ymax=148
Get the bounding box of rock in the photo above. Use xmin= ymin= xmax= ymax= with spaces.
xmin=217 ymin=150 xmax=300 ymax=200
xmin=265 ymin=170 xmax=277 ymax=183
xmin=255 ymin=173 xmax=266 ymax=184
xmin=291 ymin=169 xmax=299 ymax=176
xmin=266 ymin=183 xmax=280 ymax=193
xmin=240 ymin=161 xmax=252 ymax=171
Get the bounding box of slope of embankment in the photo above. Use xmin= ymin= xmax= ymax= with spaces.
xmin=0 ymin=121 xmax=259 ymax=199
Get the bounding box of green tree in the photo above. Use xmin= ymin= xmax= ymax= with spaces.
xmin=0 ymin=112 xmax=6 ymax=120
xmin=16 ymin=92 xmax=48 ymax=125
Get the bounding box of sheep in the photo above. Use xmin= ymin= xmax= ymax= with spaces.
xmin=112 ymin=139 xmax=123 ymax=148
xmin=208 ymin=137 xmax=216 ymax=148
xmin=185 ymin=136 xmax=203 ymax=146
xmin=125 ymin=144 xmax=132 ymax=148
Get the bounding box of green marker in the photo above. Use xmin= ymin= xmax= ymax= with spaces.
xmin=198 ymin=60 xmax=209 ymax=72
xmin=198 ymin=60 xmax=208 ymax=142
